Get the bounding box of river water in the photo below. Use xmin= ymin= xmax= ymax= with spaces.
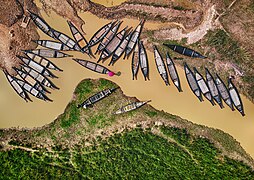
xmin=0 ymin=1 xmax=254 ymax=158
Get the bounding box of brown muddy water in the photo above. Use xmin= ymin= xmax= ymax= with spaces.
xmin=0 ymin=2 xmax=254 ymax=159
xmin=90 ymin=0 xmax=126 ymax=7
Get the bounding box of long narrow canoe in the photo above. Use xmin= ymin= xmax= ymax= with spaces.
xmin=138 ymin=41 xmax=149 ymax=81
xmin=25 ymin=49 xmax=71 ymax=58
xmin=110 ymin=29 xmax=133 ymax=66
xmin=228 ymin=78 xmax=245 ymax=116
xmin=153 ymin=45 xmax=169 ymax=86
xmin=14 ymin=67 xmax=50 ymax=94
xmin=77 ymin=87 xmax=118 ymax=108
xmin=95 ymin=21 xmax=122 ymax=54
xmin=33 ymin=40 xmax=71 ymax=51
xmin=163 ymin=44 xmax=207 ymax=59
xmin=73 ymin=58 xmax=119 ymax=76
xmin=98 ymin=26 xmax=128 ymax=63
xmin=132 ymin=43 xmax=139 ymax=80
xmin=194 ymin=68 xmax=214 ymax=105
xmin=4 ymin=70 xmax=31 ymax=102
xmin=184 ymin=63 xmax=203 ymax=102
xmin=205 ymin=68 xmax=224 ymax=108
xmin=86 ymin=21 xmax=115 ymax=49
xmin=52 ymin=29 xmax=81 ymax=51
xmin=27 ymin=10 xmax=55 ymax=39
xmin=22 ymin=65 xmax=59 ymax=89
xmin=24 ymin=51 xmax=63 ymax=71
xmin=114 ymin=100 xmax=151 ymax=114
xmin=215 ymin=74 xmax=234 ymax=110
xmin=125 ymin=20 xmax=145 ymax=59
xmin=67 ymin=21 xmax=92 ymax=56
xmin=15 ymin=77 xmax=52 ymax=102
xmin=17 ymin=55 xmax=57 ymax=78
xmin=166 ymin=52 xmax=182 ymax=92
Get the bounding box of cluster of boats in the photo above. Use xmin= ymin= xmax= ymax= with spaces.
xmin=184 ymin=64 xmax=244 ymax=116
xmin=3 ymin=10 xmax=245 ymax=117
xmin=153 ymin=46 xmax=182 ymax=92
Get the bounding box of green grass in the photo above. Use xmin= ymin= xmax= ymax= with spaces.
xmin=60 ymin=102 xmax=80 ymax=129
xmin=145 ymin=110 xmax=158 ymax=117
xmin=205 ymin=30 xmax=249 ymax=65
xmin=127 ymin=1 xmax=171 ymax=8
xmin=1 ymin=128 xmax=253 ymax=179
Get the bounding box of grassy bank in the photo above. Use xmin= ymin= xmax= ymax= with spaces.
xmin=0 ymin=79 xmax=254 ymax=178
xmin=1 ymin=128 xmax=254 ymax=179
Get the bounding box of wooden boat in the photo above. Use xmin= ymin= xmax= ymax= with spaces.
xmin=194 ymin=68 xmax=215 ymax=105
xmin=73 ymin=58 xmax=120 ymax=76
xmin=27 ymin=10 xmax=55 ymax=39
xmin=15 ymin=76 xmax=52 ymax=102
xmin=22 ymin=65 xmax=59 ymax=89
xmin=153 ymin=45 xmax=169 ymax=86
xmin=163 ymin=44 xmax=207 ymax=59
xmin=205 ymin=68 xmax=224 ymax=108
xmin=67 ymin=21 xmax=92 ymax=56
xmin=184 ymin=63 xmax=203 ymax=102
xmin=24 ymin=51 xmax=63 ymax=71
xmin=132 ymin=43 xmax=140 ymax=80
xmin=17 ymin=55 xmax=58 ymax=79
xmin=98 ymin=26 xmax=128 ymax=63
xmin=215 ymin=74 xmax=234 ymax=110
xmin=124 ymin=20 xmax=145 ymax=59
xmin=114 ymin=100 xmax=151 ymax=114
xmin=33 ymin=40 xmax=71 ymax=51
xmin=228 ymin=78 xmax=245 ymax=116
xmin=52 ymin=29 xmax=81 ymax=51
xmin=166 ymin=52 xmax=182 ymax=92
xmin=138 ymin=41 xmax=149 ymax=81
xmin=95 ymin=21 xmax=122 ymax=54
xmin=109 ymin=29 xmax=133 ymax=66
xmin=87 ymin=21 xmax=115 ymax=49
xmin=14 ymin=67 xmax=50 ymax=94
xmin=77 ymin=87 xmax=118 ymax=108
xmin=4 ymin=70 xmax=31 ymax=102
xmin=25 ymin=49 xmax=71 ymax=58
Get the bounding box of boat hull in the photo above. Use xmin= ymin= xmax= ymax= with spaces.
xmin=163 ymin=44 xmax=207 ymax=59
xmin=131 ymin=43 xmax=140 ymax=80
xmin=205 ymin=68 xmax=223 ymax=108
xmin=215 ymin=74 xmax=234 ymax=110
xmin=228 ymin=78 xmax=245 ymax=116
xmin=194 ymin=68 xmax=214 ymax=105
xmin=138 ymin=41 xmax=149 ymax=81
xmin=184 ymin=63 xmax=203 ymax=102
xmin=153 ymin=45 xmax=169 ymax=86
xmin=166 ymin=52 xmax=182 ymax=92
xmin=110 ymin=29 xmax=133 ymax=66
xmin=78 ymin=88 xmax=118 ymax=108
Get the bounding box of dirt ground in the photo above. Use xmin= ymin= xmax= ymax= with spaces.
xmin=0 ymin=0 xmax=39 ymax=75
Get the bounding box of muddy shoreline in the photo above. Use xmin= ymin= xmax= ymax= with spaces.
xmin=0 ymin=0 xmax=39 ymax=75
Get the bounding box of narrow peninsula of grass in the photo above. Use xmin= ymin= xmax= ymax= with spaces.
xmin=0 ymin=79 xmax=253 ymax=179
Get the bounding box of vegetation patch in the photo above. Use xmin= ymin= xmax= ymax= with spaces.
xmin=205 ymin=30 xmax=250 ymax=65
xmin=1 ymin=79 xmax=254 ymax=178
xmin=1 ymin=128 xmax=254 ymax=179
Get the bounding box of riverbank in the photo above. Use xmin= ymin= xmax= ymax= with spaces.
xmin=0 ymin=78 xmax=254 ymax=178
xmin=0 ymin=0 xmax=39 ymax=75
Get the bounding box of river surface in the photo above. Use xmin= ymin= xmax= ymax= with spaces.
xmin=0 ymin=1 xmax=254 ymax=158
xmin=90 ymin=0 xmax=126 ymax=7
